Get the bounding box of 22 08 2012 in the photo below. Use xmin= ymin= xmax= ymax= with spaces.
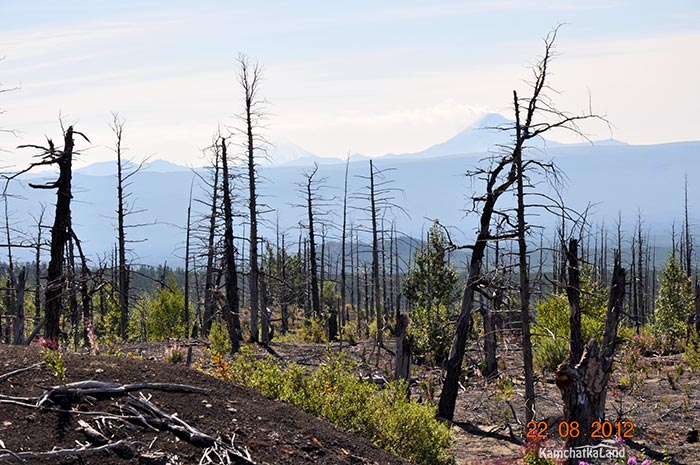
xmin=526 ymin=420 xmax=635 ymax=439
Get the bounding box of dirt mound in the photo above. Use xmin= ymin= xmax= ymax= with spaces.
xmin=0 ymin=345 xmax=411 ymax=464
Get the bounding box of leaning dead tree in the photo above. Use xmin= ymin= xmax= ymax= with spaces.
xmin=9 ymin=126 xmax=89 ymax=342
xmin=438 ymin=28 xmax=605 ymax=421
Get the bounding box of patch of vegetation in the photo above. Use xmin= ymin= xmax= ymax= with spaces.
xmin=653 ymin=254 xmax=694 ymax=344
xmin=205 ymin=346 xmax=453 ymax=465
xmin=164 ymin=344 xmax=186 ymax=364
xmin=403 ymin=221 xmax=460 ymax=365
xmin=533 ymin=266 xmax=608 ymax=371
xmin=208 ymin=319 xmax=232 ymax=355
xmin=38 ymin=339 xmax=67 ymax=383
xmin=144 ymin=279 xmax=187 ymax=341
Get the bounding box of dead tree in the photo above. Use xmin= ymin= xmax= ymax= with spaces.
xmin=31 ymin=206 xmax=46 ymax=320
xmin=437 ymin=148 xmax=518 ymax=420
xmin=219 ymin=137 xmax=242 ymax=352
xmin=237 ymin=54 xmax=265 ymax=343
xmin=340 ymin=156 xmax=350 ymax=332
xmin=439 ymin=28 xmax=603 ymax=421
xmin=303 ymin=164 xmax=321 ymax=319
xmin=395 ymin=312 xmax=412 ymax=381
xmin=184 ymin=180 xmax=193 ymax=335
xmin=556 ymin=249 xmax=625 ymax=462
xmin=12 ymin=126 xmax=89 ymax=342
xmin=110 ymin=115 xmax=148 ymax=340
xmin=200 ymin=146 xmax=220 ymax=337
xmin=295 ymin=163 xmax=335 ymax=337
xmin=683 ymin=175 xmax=693 ymax=278
xmin=352 ymin=160 xmax=406 ymax=348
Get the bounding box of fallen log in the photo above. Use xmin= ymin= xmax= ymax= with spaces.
xmin=37 ymin=380 xmax=209 ymax=407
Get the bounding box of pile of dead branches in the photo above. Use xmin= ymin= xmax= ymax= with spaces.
xmin=0 ymin=379 xmax=257 ymax=465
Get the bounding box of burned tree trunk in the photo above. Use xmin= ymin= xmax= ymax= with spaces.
xmin=184 ymin=182 xmax=192 ymax=336
xmin=11 ymin=267 xmax=27 ymax=345
xmin=305 ymin=165 xmax=321 ymax=319
xmin=238 ymin=55 xmax=264 ymax=343
xmin=438 ymin=154 xmax=517 ymax=419
xmin=340 ymin=156 xmax=350 ymax=334
xmin=25 ymin=127 xmax=82 ymax=343
xmin=369 ymin=160 xmax=383 ymax=347
xmin=564 ymin=239 xmax=583 ymax=364
xmin=394 ymin=312 xmax=412 ymax=381
xmin=202 ymin=150 xmax=220 ymax=338
xmin=114 ymin=119 xmax=129 ymax=341
xmin=556 ymin=251 xmax=625 ymax=461
xmin=220 ymin=138 xmax=241 ymax=353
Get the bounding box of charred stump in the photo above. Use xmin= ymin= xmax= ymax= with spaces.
xmin=555 ymin=251 xmax=625 ymax=461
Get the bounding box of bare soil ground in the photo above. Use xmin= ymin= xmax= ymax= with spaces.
xmin=235 ymin=338 xmax=700 ymax=465
xmin=0 ymin=344 xmax=410 ymax=465
xmin=2 ymin=337 xmax=697 ymax=465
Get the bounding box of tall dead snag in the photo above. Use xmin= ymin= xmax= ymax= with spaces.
xmin=556 ymin=251 xmax=625 ymax=463
xmin=369 ymin=161 xmax=382 ymax=347
xmin=110 ymin=115 xmax=148 ymax=340
xmin=184 ymin=180 xmax=193 ymax=335
xmin=340 ymin=156 xmax=350 ymax=336
xmin=220 ymin=137 xmax=241 ymax=353
xmin=32 ymin=206 xmax=46 ymax=321
xmin=201 ymin=147 xmax=220 ymax=337
xmin=440 ymin=28 xmax=602 ymax=421
xmin=14 ymin=126 xmax=88 ymax=342
xmin=237 ymin=54 xmax=265 ymax=343
xmin=304 ymin=164 xmax=321 ymax=319
xmin=296 ymin=163 xmax=335 ymax=335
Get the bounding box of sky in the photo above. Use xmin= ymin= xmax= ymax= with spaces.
xmin=1 ymin=0 xmax=699 ymax=169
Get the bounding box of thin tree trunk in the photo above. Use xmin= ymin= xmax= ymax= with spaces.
xmin=220 ymin=138 xmax=241 ymax=353
xmin=202 ymin=152 xmax=220 ymax=338
xmin=369 ymin=160 xmax=383 ymax=347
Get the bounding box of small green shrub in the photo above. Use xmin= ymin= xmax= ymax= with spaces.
xmin=164 ymin=344 xmax=186 ymax=364
xmin=209 ymin=319 xmax=232 ymax=355
xmin=684 ymin=334 xmax=700 ymax=370
xmin=653 ymin=254 xmax=693 ymax=343
xmin=302 ymin=317 xmax=327 ymax=343
xmin=44 ymin=349 xmax=66 ymax=382
xmin=145 ymin=279 xmax=187 ymax=341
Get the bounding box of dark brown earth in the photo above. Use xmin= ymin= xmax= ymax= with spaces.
xmin=0 ymin=344 xmax=411 ymax=465
xmin=3 ymin=338 xmax=698 ymax=465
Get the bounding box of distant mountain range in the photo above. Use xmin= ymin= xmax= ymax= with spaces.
xmin=4 ymin=113 xmax=698 ymax=265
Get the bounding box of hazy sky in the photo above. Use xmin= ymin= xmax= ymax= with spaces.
xmin=2 ymin=0 xmax=699 ymax=168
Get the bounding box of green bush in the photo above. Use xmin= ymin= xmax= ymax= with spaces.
xmin=403 ymin=221 xmax=460 ymax=365
xmin=214 ymin=348 xmax=453 ymax=465
xmin=533 ymin=266 xmax=607 ymax=371
xmin=209 ymin=319 xmax=232 ymax=355
xmin=653 ymin=254 xmax=693 ymax=342
xmin=410 ymin=303 xmax=453 ymax=364
xmin=145 ymin=280 xmax=186 ymax=341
